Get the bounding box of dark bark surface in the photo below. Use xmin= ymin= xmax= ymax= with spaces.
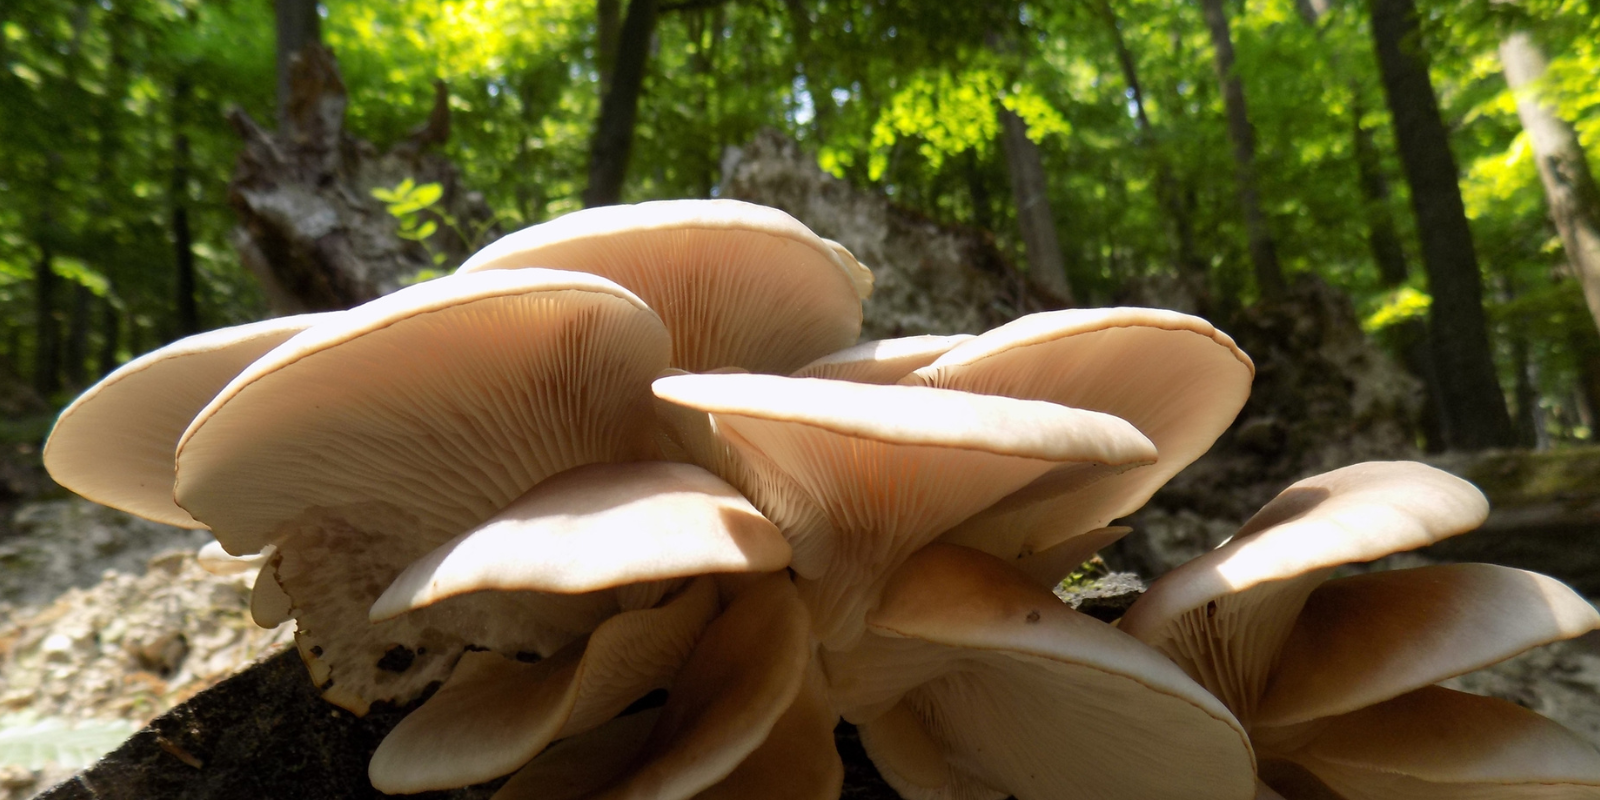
xmin=274 ymin=0 xmax=322 ymax=129
xmin=1500 ymin=29 xmax=1600 ymax=336
xmin=583 ymin=0 xmax=657 ymax=207
xmin=1367 ymin=0 xmax=1515 ymax=449
xmin=1199 ymin=0 xmax=1285 ymax=299
xmin=228 ymin=46 xmax=496 ymax=313
xmin=998 ymin=106 xmax=1074 ymax=305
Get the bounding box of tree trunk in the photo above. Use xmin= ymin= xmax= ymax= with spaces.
xmin=173 ymin=74 xmax=199 ymax=337
xmin=1096 ymin=0 xmax=1205 ymax=282
xmin=998 ymin=106 xmax=1074 ymax=305
xmin=583 ymin=0 xmax=657 ymax=208
xmin=1367 ymin=0 xmax=1516 ymax=449
xmin=32 ymin=241 xmax=60 ymax=397
xmin=97 ymin=297 xmax=120 ymax=376
xmin=597 ymin=0 xmax=622 ymax=99
xmin=1198 ymin=0 xmax=1285 ymax=299
xmin=64 ymin=282 xmax=90 ymax=389
xmin=275 ymin=0 xmax=322 ymax=130
xmin=783 ymin=0 xmax=835 ymax=141
xmin=1500 ymin=29 xmax=1600 ymax=336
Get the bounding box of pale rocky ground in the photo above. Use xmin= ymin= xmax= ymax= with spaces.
xmin=0 ymin=500 xmax=291 ymax=799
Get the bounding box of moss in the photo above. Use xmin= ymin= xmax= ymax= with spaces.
xmin=1438 ymin=446 xmax=1600 ymax=508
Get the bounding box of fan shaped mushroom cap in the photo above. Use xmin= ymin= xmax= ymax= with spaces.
xmin=907 ymin=307 xmax=1253 ymax=560
xmin=576 ymin=573 xmax=815 ymax=800
xmin=1281 ymin=686 xmax=1600 ymax=799
xmin=43 ymin=314 xmax=328 ymax=528
xmin=177 ymin=269 xmax=669 ymax=554
xmin=1253 ymin=563 xmax=1600 ymax=728
xmin=830 ymin=544 xmax=1257 ymax=800
xmin=457 ymin=199 xmax=866 ymax=373
xmin=369 ymin=577 xmax=719 ymax=794
xmin=1118 ymin=461 xmax=1489 ymax=718
xmin=653 ymin=372 xmax=1156 ymax=647
xmin=371 ymin=461 xmax=791 ymax=621
xmin=175 ymin=269 xmax=672 ymax=711
xmin=791 ymin=335 xmax=974 ymax=385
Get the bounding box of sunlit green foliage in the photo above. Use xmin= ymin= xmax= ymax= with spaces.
xmin=0 ymin=0 xmax=1596 ymax=441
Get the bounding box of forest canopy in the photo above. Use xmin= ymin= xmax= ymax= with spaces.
xmin=2 ymin=0 xmax=1599 ymax=452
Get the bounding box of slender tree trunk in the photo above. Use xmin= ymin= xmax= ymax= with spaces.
xmin=64 ymin=282 xmax=90 ymax=388
xmin=998 ymin=106 xmax=1074 ymax=304
xmin=583 ymin=0 xmax=657 ymax=207
xmin=597 ymin=0 xmax=621 ymax=99
xmin=783 ymin=0 xmax=835 ymax=140
xmin=1198 ymin=0 xmax=1285 ymax=299
xmin=275 ymin=0 xmax=322 ymax=129
xmin=1367 ymin=0 xmax=1516 ymax=449
xmin=33 ymin=240 xmax=60 ymax=397
xmin=1500 ymin=30 xmax=1600 ymax=335
xmin=1096 ymin=0 xmax=1204 ymax=281
xmin=97 ymin=297 xmax=120 ymax=376
xmin=173 ymin=74 xmax=199 ymax=337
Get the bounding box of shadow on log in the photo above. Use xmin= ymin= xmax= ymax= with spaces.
xmin=228 ymin=46 xmax=498 ymax=314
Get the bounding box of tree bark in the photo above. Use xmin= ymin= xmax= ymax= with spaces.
xmin=1095 ymin=0 xmax=1204 ymax=282
xmin=1198 ymin=0 xmax=1285 ymax=299
xmin=32 ymin=240 xmax=60 ymax=397
xmin=597 ymin=0 xmax=622 ymax=99
xmin=583 ymin=0 xmax=657 ymax=208
xmin=275 ymin=0 xmax=322 ymax=130
xmin=1499 ymin=29 xmax=1600 ymax=336
xmin=1367 ymin=0 xmax=1516 ymax=449
xmin=998 ymin=106 xmax=1074 ymax=305
xmin=173 ymin=74 xmax=199 ymax=338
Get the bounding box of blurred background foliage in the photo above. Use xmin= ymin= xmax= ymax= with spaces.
xmin=1 ymin=0 xmax=1599 ymax=448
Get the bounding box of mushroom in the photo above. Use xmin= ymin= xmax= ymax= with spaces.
xmin=824 ymin=543 xmax=1258 ymax=800
xmin=652 ymin=372 xmax=1158 ymax=649
xmin=790 ymin=335 xmax=974 ymax=385
xmin=457 ymin=199 xmax=869 ymax=374
xmin=1118 ymin=461 xmax=1600 ymax=798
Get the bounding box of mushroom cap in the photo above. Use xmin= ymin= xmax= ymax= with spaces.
xmin=1253 ymin=563 xmax=1600 ymax=728
xmin=907 ymin=307 xmax=1253 ymax=560
xmin=457 ymin=200 xmax=866 ymax=374
xmin=831 ymin=544 xmax=1257 ymax=800
xmin=1119 ymin=461 xmax=1490 ymax=720
xmin=584 ymin=573 xmax=814 ymax=800
xmin=177 ymin=269 xmax=669 ymax=555
xmin=371 ymin=461 xmax=791 ymax=621
xmin=369 ymin=577 xmax=719 ymax=793
xmin=43 ymin=314 xmax=328 ymax=528
xmin=653 ymin=372 xmax=1156 ymax=648
xmin=791 ymin=335 xmax=974 ymax=385
xmin=1281 ymin=686 xmax=1600 ymax=799
xmin=196 ymin=540 xmax=268 ymax=576
xmin=493 ymin=710 xmax=663 ymax=800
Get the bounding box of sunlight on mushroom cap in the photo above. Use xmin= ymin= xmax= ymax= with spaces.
xmin=457 ymin=199 xmax=866 ymax=373
xmin=791 ymin=335 xmax=973 ymax=385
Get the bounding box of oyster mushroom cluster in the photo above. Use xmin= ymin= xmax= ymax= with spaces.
xmin=44 ymin=200 xmax=1600 ymax=800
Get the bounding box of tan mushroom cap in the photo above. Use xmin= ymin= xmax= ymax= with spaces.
xmin=790 ymin=335 xmax=974 ymax=385
xmin=1118 ymin=461 xmax=1488 ymax=719
xmin=653 ymin=372 xmax=1156 ymax=648
xmin=692 ymin=661 xmax=843 ymax=800
xmin=457 ymin=200 xmax=867 ymax=374
xmin=834 ymin=544 xmax=1256 ymax=800
xmin=371 ymin=461 xmax=791 ymax=622
xmin=177 ymin=269 xmax=669 ymax=555
xmin=584 ymin=573 xmax=813 ymax=800
xmin=908 ymin=307 xmax=1254 ymax=560
xmin=370 ymin=578 xmax=719 ymax=794
xmin=1285 ymin=686 xmax=1600 ymax=799
xmin=494 ymin=710 xmax=663 ymax=800
xmin=250 ymin=555 xmax=292 ymax=629
xmin=43 ymin=314 xmax=329 ymax=528
xmin=1253 ymin=563 xmax=1600 ymax=728
xmin=196 ymin=540 xmax=268 ymax=576
xmin=1013 ymin=526 xmax=1132 ymax=589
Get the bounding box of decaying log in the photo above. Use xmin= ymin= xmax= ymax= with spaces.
xmin=228 ymin=46 xmax=498 ymax=313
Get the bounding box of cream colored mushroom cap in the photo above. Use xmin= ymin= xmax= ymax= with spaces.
xmin=175 ymin=269 xmax=670 ymax=555
xmin=44 ymin=314 xmax=328 ymax=528
xmin=1120 ymin=461 xmax=1489 ymax=642
xmin=457 ymin=199 xmax=866 ymax=373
